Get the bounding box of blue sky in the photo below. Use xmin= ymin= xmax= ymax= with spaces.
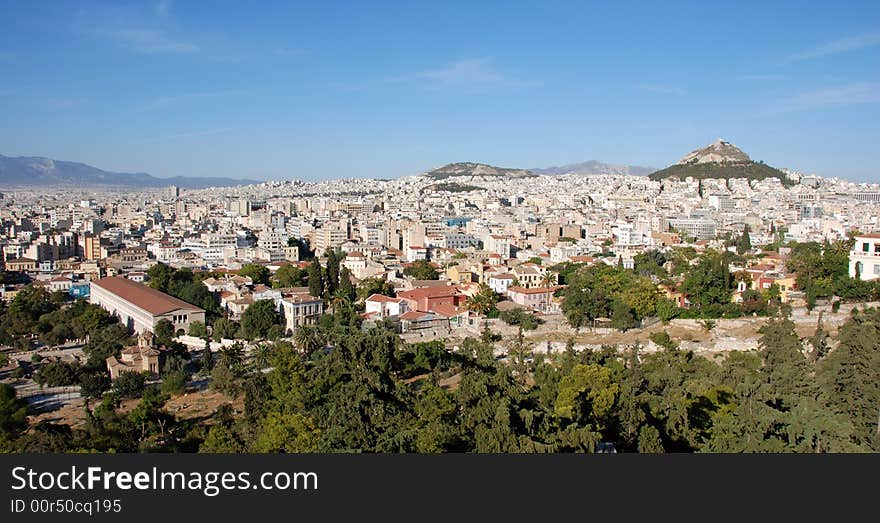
xmin=0 ymin=0 xmax=878 ymax=181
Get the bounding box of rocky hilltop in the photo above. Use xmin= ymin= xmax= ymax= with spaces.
xmin=677 ymin=139 xmax=752 ymax=165
xmin=649 ymin=139 xmax=790 ymax=184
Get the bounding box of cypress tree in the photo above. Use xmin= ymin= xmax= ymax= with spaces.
xmin=308 ymin=259 xmax=324 ymax=298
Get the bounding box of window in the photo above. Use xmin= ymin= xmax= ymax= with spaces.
xmin=875 ymin=264 xmax=880 ymax=275
xmin=875 ymin=243 xmax=880 ymax=254
xmin=863 ymin=242 xmax=870 ymax=252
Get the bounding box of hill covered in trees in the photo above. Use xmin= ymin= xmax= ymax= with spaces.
xmin=649 ymin=139 xmax=792 ymax=185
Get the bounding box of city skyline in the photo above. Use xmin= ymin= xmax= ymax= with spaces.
xmin=1 ymin=1 xmax=879 ymax=182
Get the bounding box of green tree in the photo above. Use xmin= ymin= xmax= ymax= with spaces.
xmin=35 ymin=361 xmax=80 ymax=387
xmin=736 ymin=225 xmax=752 ymax=255
xmin=160 ymin=369 xmax=188 ymax=395
xmin=324 ymin=249 xmax=342 ymax=298
xmin=555 ymin=363 xmax=619 ymax=431
xmin=499 ymin=308 xmax=540 ymax=330
xmin=465 ymin=284 xmax=499 ymax=315
xmin=307 ymin=259 xmax=324 ymax=298
xmin=611 ymin=301 xmax=636 ymax=332
xmin=356 ymin=278 xmax=395 ymax=302
xmin=211 ymin=363 xmax=239 ymax=397
xmin=0 ymin=383 xmax=28 ymax=441
xmin=212 ymin=318 xmax=238 ymax=341
xmin=680 ymin=251 xmax=733 ymax=310
xmin=112 ymin=372 xmax=147 ymax=399
xmin=649 ymin=331 xmax=679 ymax=351
xmin=656 ymin=297 xmax=679 ymax=323
xmin=637 ymin=425 xmax=665 ymax=453
xmin=274 ymin=264 xmax=307 ymax=288
xmin=153 ymin=319 xmax=175 ymax=344
xmin=238 ymin=264 xmax=270 ymax=285
xmin=201 ymin=344 xmax=214 ymax=374
xmin=338 ymin=267 xmax=356 ymax=302
xmin=187 ymin=321 xmax=208 ymax=338
xmin=758 ymin=318 xmax=810 ymax=402
xmin=253 ymin=412 xmax=320 ymax=452
xmin=240 ymin=300 xmax=281 ymax=340
xmin=403 ymin=260 xmax=439 ymax=280
xmin=199 ymin=424 xmax=245 ymax=453
xmin=79 ymin=372 xmax=111 ymax=399
xmin=818 ymin=308 xmax=880 ymax=450
xmin=147 ymin=263 xmax=175 ymax=292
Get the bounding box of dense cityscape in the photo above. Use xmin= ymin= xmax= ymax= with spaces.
xmin=0 ymin=137 xmax=879 ymax=453
xmin=1 ymin=0 xmax=879 ymax=459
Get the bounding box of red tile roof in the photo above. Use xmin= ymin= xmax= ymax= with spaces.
xmin=398 ymin=286 xmax=460 ymax=300
xmin=400 ymin=310 xmax=432 ymax=321
xmin=365 ymin=293 xmax=404 ymax=303
xmin=92 ymin=276 xmax=205 ymax=315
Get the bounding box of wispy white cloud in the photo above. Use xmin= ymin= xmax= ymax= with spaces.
xmin=787 ymin=32 xmax=880 ymax=62
xmin=637 ymin=84 xmax=685 ymax=95
xmin=107 ymin=29 xmax=198 ymax=54
xmin=393 ymin=58 xmax=535 ymax=90
xmin=785 ymin=82 xmax=880 ymax=108
xmin=414 ymin=58 xmax=502 ymax=85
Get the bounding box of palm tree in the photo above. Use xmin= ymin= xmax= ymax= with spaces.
xmin=250 ymin=343 xmax=272 ymax=370
xmin=466 ymin=284 xmax=498 ymax=315
xmin=293 ymin=325 xmax=322 ymax=356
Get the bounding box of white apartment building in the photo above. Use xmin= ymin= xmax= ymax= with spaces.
xmin=280 ymin=292 xmax=324 ymax=336
xmin=406 ymin=245 xmax=428 ymax=262
xmin=485 ymin=234 xmax=511 ymax=259
xmin=667 ymin=218 xmax=717 ymax=240
xmin=364 ymin=294 xmax=410 ymax=318
xmin=849 ymin=234 xmax=880 ymax=281
xmin=445 ymin=232 xmax=480 ymax=250
xmin=313 ymin=220 xmax=349 ymax=253
xmin=708 ymin=193 xmax=735 ymax=211
xmin=488 ymin=273 xmax=515 ymax=294
xmin=359 ymin=224 xmax=381 ymax=246
xmin=258 ymin=229 xmax=289 ymax=253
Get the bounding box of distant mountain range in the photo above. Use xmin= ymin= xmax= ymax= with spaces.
xmin=422 ymin=162 xmax=537 ymax=180
xmin=0 ymin=154 xmax=261 ymax=189
xmin=648 ymin=139 xmax=790 ymax=184
xmin=532 ymin=160 xmax=657 ymax=176
xmin=0 ymin=146 xmax=798 ymax=189
xmin=422 ymin=160 xmax=657 ymax=180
